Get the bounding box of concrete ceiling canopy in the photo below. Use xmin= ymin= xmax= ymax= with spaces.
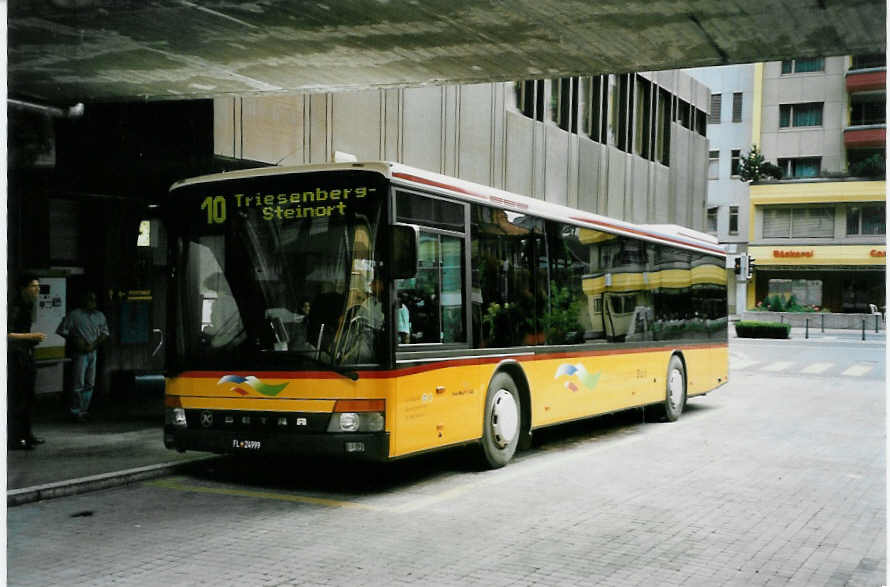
xmin=7 ymin=0 xmax=887 ymax=104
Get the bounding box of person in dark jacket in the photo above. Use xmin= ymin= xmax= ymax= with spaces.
xmin=7 ymin=273 xmax=47 ymax=449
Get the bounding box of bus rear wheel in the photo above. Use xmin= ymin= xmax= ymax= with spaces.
xmin=648 ymin=355 xmax=686 ymax=422
xmin=479 ymin=372 xmax=521 ymax=468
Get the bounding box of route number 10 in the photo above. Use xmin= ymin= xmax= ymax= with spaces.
xmin=201 ymin=196 xmax=227 ymax=224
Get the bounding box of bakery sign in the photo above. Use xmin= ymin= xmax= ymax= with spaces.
xmin=773 ymin=249 xmax=814 ymax=258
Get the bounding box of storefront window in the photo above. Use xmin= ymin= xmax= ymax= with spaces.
xmin=768 ymin=278 xmax=822 ymax=307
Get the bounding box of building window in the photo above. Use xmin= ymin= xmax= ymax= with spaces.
xmin=730 ymin=149 xmax=741 ymax=176
xmin=847 ymin=205 xmax=886 ymax=235
xmin=763 ymin=207 xmax=834 ymax=238
xmin=851 ymin=54 xmax=886 ymax=70
xmin=791 ymin=208 xmax=834 ymax=237
xmin=781 ymin=57 xmax=825 ymax=74
xmin=137 ymin=220 xmax=152 ymax=247
xmin=707 ymin=207 xmax=718 ymax=233
xmin=848 ymin=148 xmax=885 ymax=178
xmin=729 ymin=206 xmax=739 ymax=235
xmin=695 ymin=108 xmax=707 ymax=136
xmin=708 ymin=150 xmax=720 ymax=179
xmin=850 ymin=93 xmax=886 ymax=126
xmin=634 ymin=75 xmax=653 ymax=157
xmin=516 ymin=80 xmax=545 ymax=122
xmin=709 ymin=94 xmax=722 ymax=123
xmin=657 ymin=87 xmax=671 ymax=166
xmin=616 ymin=74 xmax=635 ymax=152
xmin=777 ymin=157 xmax=821 ymax=178
xmin=553 ymin=77 xmax=579 ymax=133
xmin=779 ymin=102 xmax=823 ymax=128
xmin=675 ymin=98 xmax=692 ymax=129
xmin=731 ymin=92 xmax=743 ymax=123
xmin=584 ymin=75 xmax=609 ymax=143
xmin=763 ymin=208 xmax=791 ymax=238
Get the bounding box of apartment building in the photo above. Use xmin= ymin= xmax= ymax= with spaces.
xmin=213 ymin=72 xmax=711 ymax=229
xmin=690 ymin=55 xmax=886 ymax=313
xmin=748 ymin=56 xmax=886 ymax=313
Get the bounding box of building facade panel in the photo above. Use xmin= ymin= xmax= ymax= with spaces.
xmin=606 ymin=148 xmax=628 ymax=218
xmin=576 ymin=138 xmax=601 ymax=213
xmin=211 ymin=73 xmax=710 ymax=228
xmin=383 ymin=89 xmax=401 ymax=161
xmin=213 ymin=98 xmax=237 ymax=159
xmin=504 ymin=111 xmax=535 ymax=197
xmin=401 ymin=86 xmax=444 ymax=172
xmin=544 ymin=125 xmax=571 ymax=207
xmin=332 ymin=91 xmax=383 ymax=162
xmin=457 ymin=83 xmax=495 ymax=186
xmin=630 ymin=156 xmax=650 ymax=224
xmin=653 ymin=164 xmax=671 ymax=223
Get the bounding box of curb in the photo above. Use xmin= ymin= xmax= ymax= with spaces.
xmin=8 ymin=455 xmax=218 ymax=507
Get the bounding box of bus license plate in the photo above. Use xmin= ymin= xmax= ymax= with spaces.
xmin=232 ymin=439 xmax=262 ymax=450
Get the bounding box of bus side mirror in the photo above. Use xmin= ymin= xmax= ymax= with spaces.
xmin=390 ymin=225 xmax=418 ymax=280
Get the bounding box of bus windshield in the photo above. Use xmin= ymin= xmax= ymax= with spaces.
xmin=170 ymin=169 xmax=388 ymax=371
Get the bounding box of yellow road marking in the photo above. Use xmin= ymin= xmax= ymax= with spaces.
xmin=148 ymin=477 xmax=384 ymax=511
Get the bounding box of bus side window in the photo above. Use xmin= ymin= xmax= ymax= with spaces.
xmin=397 ymin=231 xmax=466 ymax=345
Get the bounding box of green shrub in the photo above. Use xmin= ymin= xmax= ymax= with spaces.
xmin=756 ymin=295 xmax=821 ymax=313
xmin=849 ymin=153 xmax=885 ymax=179
xmin=760 ymin=295 xmax=786 ymax=312
xmin=735 ymin=320 xmax=791 ymax=339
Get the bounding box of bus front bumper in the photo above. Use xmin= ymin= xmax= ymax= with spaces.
xmin=164 ymin=427 xmax=390 ymax=461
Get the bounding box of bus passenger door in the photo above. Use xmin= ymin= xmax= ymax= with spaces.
xmin=392 ymin=191 xmax=478 ymax=456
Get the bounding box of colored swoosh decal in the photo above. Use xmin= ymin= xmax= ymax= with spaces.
xmin=217 ymin=375 xmax=289 ymax=397
xmin=554 ymin=363 xmax=601 ymax=391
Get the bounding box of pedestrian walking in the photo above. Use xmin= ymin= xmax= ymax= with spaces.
xmin=56 ymin=291 xmax=110 ymax=422
xmin=7 ymin=273 xmax=47 ymax=449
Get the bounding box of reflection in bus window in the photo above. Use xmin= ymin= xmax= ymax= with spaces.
xmin=396 ymin=231 xmax=465 ymax=345
xmin=471 ymin=207 xmax=545 ymax=348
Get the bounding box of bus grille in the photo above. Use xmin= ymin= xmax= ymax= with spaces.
xmin=185 ymin=410 xmax=329 ymax=433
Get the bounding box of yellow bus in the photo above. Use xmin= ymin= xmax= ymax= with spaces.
xmin=163 ymin=162 xmax=728 ymax=468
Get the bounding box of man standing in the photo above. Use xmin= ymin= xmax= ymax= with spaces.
xmin=7 ymin=273 xmax=47 ymax=449
xmin=56 ymin=291 xmax=110 ymax=422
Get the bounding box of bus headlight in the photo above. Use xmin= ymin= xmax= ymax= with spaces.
xmin=327 ymin=412 xmax=385 ymax=433
xmin=338 ymin=412 xmax=361 ymax=432
xmin=165 ymin=407 xmax=187 ymax=428
xmin=364 ymin=412 xmax=384 ymax=432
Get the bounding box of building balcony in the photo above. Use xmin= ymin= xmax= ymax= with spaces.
xmin=844 ymin=125 xmax=886 ymax=149
xmin=846 ymin=68 xmax=886 ymax=93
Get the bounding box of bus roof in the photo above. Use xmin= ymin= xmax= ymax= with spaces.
xmin=170 ymin=161 xmax=726 ymax=257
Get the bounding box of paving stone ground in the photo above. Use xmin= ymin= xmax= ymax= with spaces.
xmin=7 ymin=365 xmax=886 ymax=586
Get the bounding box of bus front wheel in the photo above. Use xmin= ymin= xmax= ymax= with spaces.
xmin=479 ymin=373 xmax=521 ymax=468
xmin=648 ymin=355 xmax=686 ymax=422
